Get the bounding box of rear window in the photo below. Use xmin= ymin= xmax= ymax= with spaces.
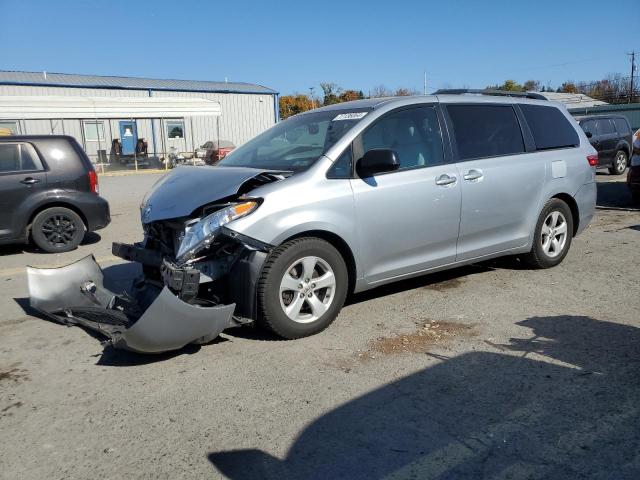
xmin=446 ymin=104 xmax=524 ymax=160
xmin=613 ymin=118 xmax=631 ymax=135
xmin=520 ymin=104 xmax=579 ymax=150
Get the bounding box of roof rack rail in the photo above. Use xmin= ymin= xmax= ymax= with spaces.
xmin=433 ymin=89 xmax=547 ymax=101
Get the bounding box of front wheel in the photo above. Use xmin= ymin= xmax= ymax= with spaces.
xmin=523 ymin=199 xmax=573 ymax=269
xmin=609 ymin=150 xmax=628 ymax=175
xmin=257 ymin=237 xmax=348 ymax=339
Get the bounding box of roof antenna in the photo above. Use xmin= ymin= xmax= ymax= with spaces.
xmin=43 ymin=71 xmax=47 ymax=80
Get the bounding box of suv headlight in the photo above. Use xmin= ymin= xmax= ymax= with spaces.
xmin=176 ymin=200 xmax=259 ymax=262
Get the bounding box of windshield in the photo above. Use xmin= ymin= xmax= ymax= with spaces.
xmin=218 ymin=109 xmax=369 ymax=172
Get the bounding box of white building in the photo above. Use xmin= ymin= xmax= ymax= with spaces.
xmin=0 ymin=70 xmax=278 ymax=170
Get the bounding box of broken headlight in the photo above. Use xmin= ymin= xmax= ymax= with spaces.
xmin=176 ymin=200 xmax=259 ymax=262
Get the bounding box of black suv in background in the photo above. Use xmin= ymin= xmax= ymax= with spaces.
xmin=577 ymin=115 xmax=633 ymax=175
xmin=0 ymin=136 xmax=110 ymax=252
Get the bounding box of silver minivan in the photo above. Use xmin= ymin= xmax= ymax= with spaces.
xmin=29 ymin=91 xmax=598 ymax=353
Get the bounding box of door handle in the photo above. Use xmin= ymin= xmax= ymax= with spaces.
xmin=463 ymin=169 xmax=484 ymax=182
xmin=20 ymin=177 xmax=41 ymax=185
xmin=435 ymin=174 xmax=457 ymax=186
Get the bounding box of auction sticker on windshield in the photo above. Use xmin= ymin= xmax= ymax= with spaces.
xmin=333 ymin=112 xmax=368 ymax=121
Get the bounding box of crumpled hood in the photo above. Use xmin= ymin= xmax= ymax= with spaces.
xmin=141 ymin=166 xmax=278 ymax=223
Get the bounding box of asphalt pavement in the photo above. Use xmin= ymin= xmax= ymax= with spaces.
xmin=0 ymin=171 xmax=639 ymax=479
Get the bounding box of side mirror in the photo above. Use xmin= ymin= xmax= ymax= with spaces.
xmin=356 ymin=149 xmax=400 ymax=177
xmin=585 ymin=131 xmax=593 ymax=139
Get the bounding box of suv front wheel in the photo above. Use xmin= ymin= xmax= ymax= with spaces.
xmin=257 ymin=237 xmax=348 ymax=339
xmin=523 ymin=199 xmax=573 ymax=269
xmin=609 ymin=150 xmax=628 ymax=175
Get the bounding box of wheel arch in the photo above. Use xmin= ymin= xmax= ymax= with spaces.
xmin=281 ymin=230 xmax=358 ymax=295
xmin=551 ymin=193 xmax=579 ymax=236
xmin=616 ymin=141 xmax=630 ymax=157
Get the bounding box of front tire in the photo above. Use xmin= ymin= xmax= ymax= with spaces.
xmin=257 ymin=237 xmax=348 ymax=339
xmin=523 ymin=199 xmax=573 ymax=269
xmin=31 ymin=207 xmax=85 ymax=253
xmin=609 ymin=150 xmax=628 ymax=175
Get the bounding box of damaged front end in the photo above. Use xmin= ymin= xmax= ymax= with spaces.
xmin=27 ymin=166 xmax=283 ymax=353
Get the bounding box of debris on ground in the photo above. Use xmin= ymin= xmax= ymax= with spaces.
xmin=365 ymin=320 xmax=475 ymax=356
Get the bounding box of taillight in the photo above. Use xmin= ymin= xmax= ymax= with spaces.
xmin=587 ymin=154 xmax=598 ymax=167
xmin=88 ymin=170 xmax=99 ymax=195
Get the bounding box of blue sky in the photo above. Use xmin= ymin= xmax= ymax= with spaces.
xmin=1 ymin=0 xmax=638 ymax=96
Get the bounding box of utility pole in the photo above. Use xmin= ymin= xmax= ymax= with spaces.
xmin=423 ymin=71 xmax=427 ymax=95
xmin=629 ymin=51 xmax=636 ymax=104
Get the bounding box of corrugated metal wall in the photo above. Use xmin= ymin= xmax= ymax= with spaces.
xmin=0 ymin=84 xmax=276 ymax=161
xmin=569 ymin=103 xmax=640 ymax=130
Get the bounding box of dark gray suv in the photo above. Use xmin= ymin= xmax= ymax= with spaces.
xmin=577 ymin=115 xmax=633 ymax=175
xmin=0 ymin=135 xmax=110 ymax=252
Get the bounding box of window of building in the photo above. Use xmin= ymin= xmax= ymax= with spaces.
xmin=446 ymin=105 xmax=524 ymax=160
xmin=520 ymin=104 xmax=579 ymax=150
xmin=361 ymin=106 xmax=445 ymax=170
xmin=613 ymin=118 xmax=631 ymax=135
xmin=0 ymin=143 xmax=43 ymax=173
xmin=0 ymin=120 xmax=20 ymax=135
xmin=83 ymin=121 xmax=106 ymax=142
xmin=596 ymin=118 xmax=615 ymax=135
xmin=166 ymin=120 xmax=185 ymax=139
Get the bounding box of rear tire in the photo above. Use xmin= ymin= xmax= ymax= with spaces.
xmin=257 ymin=237 xmax=348 ymax=339
xmin=31 ymin=207 xmax=85 ymax=253
xmin=523 ymin=199 xmax=573 ymax=269
xmin=609 ymin=150 xmax=628 ymax=175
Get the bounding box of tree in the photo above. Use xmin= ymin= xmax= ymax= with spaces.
xmin=371 ymin=85 xmax=392 ymax=98
xmin=339 ymin=89 xmax=365 ymax=102
xmin=523 ymin=80 xmax=541 ymax=92
xmin=394 ymin=87 xmax=419 ymax=96
xmin=320 ymin=82 xmax=342 ymax=105
xmin=559 ymin=82 xmax=578 ymax=94
xmin=279 ymin=94 xmax=314 ymax=120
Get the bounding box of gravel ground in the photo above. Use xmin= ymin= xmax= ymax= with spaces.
xmin=0 ymin=171 xmax=639 ymax=479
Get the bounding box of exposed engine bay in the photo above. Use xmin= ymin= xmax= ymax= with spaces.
xmin=27 ymin=167 xmax=287 ymax=353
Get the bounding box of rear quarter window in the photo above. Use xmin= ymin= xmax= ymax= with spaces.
xmin=520 ymin=104 xmax=579 ymax=150
xmin=613 ymin=118 xmax=631 ymax=136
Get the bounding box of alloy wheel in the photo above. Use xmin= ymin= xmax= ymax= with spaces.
xmin=540 ymin=211 xmax=568 ymax=258
xmin=279 ymin=256 xmax=336 ymax=323
xmin=41 ymin=214 xmax=78 ymax=249
xmin=615 ymin=152 xmax=627 ymax=174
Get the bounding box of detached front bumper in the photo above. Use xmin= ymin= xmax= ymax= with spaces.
xmin=27 ymin=255 xmax=236 ymax=353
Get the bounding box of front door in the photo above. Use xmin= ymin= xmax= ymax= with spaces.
xmin=444 ymin=104 xmax=545 ymax=261
xmin=350 ymin=105 xmax=461 ymax=284
xmin=0 ymin=142 xmax=47 ymax=239
xmin=119 ymin=121 xmax=137 ymax=155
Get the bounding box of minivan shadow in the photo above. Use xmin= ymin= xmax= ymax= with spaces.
xmin=346 ymin=257 xmax=526 ymax=307
xmin=596 ymin=179 xmax=639 ymax=211
xmin=209 ymin=315 xmax=640 ymax=479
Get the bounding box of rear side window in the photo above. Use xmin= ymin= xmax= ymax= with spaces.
xmin=613 ymin=118 xmax=631 ymax=135
xmin=596 ymin=118 xmax=615 ymax=135
xmin=0 ymin=143 xmax=43 ymax=173
xmin=580 ymin=120 xmax=596 ymax=137
xmin=520 ymin=105 xmax=579 ymax=150
xmin=446 ymin=105 xmax=524 ymax=160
